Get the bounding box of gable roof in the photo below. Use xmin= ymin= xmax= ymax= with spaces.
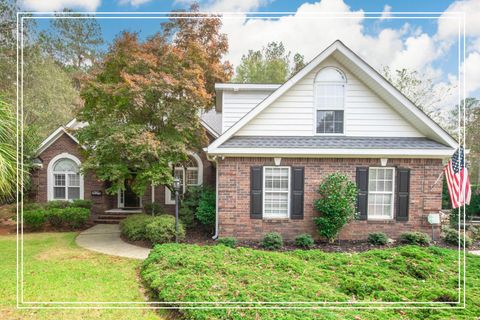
xmin=207 ymin=40 xmax=457 ymax=156
xmin=35 ymin=126 xmax=83 ymax=156
xmin=36 ymin=114 xmax=223 ymax=156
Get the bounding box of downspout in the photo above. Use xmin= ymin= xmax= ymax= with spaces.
xmin=211 ymin=155 xmax=220 ymax=240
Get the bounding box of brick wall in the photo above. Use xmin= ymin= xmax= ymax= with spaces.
xmin=30 ymin=133 xmax=112 ymax=215
xmin=217 ymin=157 xmax=443 ymax=241
xmin=31 ymin=132 xmax=216 ymax=215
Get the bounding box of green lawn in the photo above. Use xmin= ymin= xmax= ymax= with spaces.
xmin=142 ymin=243 xmax=480 ymax=320
xmin=0 ymin=232 xmax=164 ymax=320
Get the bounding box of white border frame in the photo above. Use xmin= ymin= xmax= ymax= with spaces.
xmin=16 ymin=10 xmax=467 ymax=311
xmin=46 ymin=153 xmax=84 ymax=201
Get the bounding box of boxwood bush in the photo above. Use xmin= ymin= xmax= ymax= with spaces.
xmin=294 ymin=234 xmax=314 ymax=248
xmin=216 ymin=237 xmax=237 ymax=248
xmin=62 ymin=207 xmax=90 ymax=229
xmin=120 ymin=214 xmax=155 ymax=241
xmin=261 ymin=232 xmax=283 ymax=250
xmin=145 ymin=215 xmax=185 ymax=244
xmin=23 ymin=210 xmax=47 ymax=230
xmin=443 ymin=227 xmax=472 ymax=248
xmin=399 ymin=232 xmax=431 ymax=246
xmin=368 ymin=232 xmax=389 ymax=245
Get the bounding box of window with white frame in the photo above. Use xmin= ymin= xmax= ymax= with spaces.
xmin=314 ymin=67 xmax=346 ymax=134
xmin=263 ymin=167 xmax=290 ymax=218
xmin=368 ymin=167 xmax=395 ymax=219
xmin=52 ymin=158 xmax=81 ymax=200
xmin=166 ymin=154 xmax=203 ymax=204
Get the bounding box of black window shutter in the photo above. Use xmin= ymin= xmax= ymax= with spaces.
xmin=396 ymin=168 xmax=410 ymax=221
xmin=356 ymin=167 xmax=368 ymax=220
xmin=290 ymin=167 xmax=304 ymax=220
xmin=250 ymin=166 xmax=263 ymax=219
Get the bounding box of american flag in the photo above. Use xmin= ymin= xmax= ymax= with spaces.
xmin=444 ymin=147 xmax=471 ymax=209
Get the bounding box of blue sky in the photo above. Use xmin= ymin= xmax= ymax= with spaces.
xmin=21 ymin=0 xmax=480 ymax=110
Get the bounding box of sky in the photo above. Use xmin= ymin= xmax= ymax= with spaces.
xmin=19 ymin=0 xmax=480 ymax=111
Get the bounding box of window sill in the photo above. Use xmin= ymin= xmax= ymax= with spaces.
xmin=366 ymin=219 xmax=396 ymax=224
xmin=262 ymin=217 xmax=290 ymax=222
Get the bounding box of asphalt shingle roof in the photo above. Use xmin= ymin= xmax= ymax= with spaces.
xmin=219 ymin=136 xmax=451 ymax=149
xmin=200 ymin=109 xmax=222 ymax=136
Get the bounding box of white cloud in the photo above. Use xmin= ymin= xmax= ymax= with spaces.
xmin=217 ymin=0 xmax=436 ymax=75
xmin=118 ymin=0 xmax=151 ymax=6
xmin=205 ymin=0 xmax=269 ymax=12
xmin=21 ymin=0 xmax=101 ymax=11
xmin=437 ymin=0 xmax=480 ymax=40
xmin=380 ymin=4 xmax=392 ymax=21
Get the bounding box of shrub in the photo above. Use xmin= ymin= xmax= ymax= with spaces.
xmin=45 ymin=200 xmax=70 ymax=209
xmin=46 ymin=208 xmax=64 ymax=228
xmin=23 ymin=202 xmax=44 ymax=211
xmin=23 ymin=210 xmax=46 ymax=230
xmin=62 ymin=207 xmax=90 ymax=229
xmin=179 ymin=186 xmax=205 ymax=228
xmin=443 ymin=227 xmax=472 ymax=248
xmin=313 ymin=173 xmax=358 ymax=242
xmin=294 ymin=234 xmax=314 ymax=249
xmin=120 ymin=214 xmax=154 ymax=241
xmin=196 ymin=187 xmax=216 ymax=229
xmin=368 ymin=232 xmax=389 ymax=245
xmin=70 ymin=199 xmax=92 ymax=209
xmin=217 ymin=237 xmax=237 ymax=248
xmin=449 ymin=187 xmax=480 ymax=228
xmin=399 ymin=232 xmax=431 ymax=246
xmin=143 ymin=202 xmax=165 ymax=216
xmin=145 ymin=215 xmax=185 ymax=244
xmin=469 ymin=225 xmax=480 ymax=241
xmin=261 ymin=232 xmax=283 ymax=250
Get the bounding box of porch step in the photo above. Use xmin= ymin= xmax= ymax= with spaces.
xmin=93 ymin=213 xmax=135 ymax=224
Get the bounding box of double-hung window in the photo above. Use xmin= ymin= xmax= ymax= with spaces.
xmin=263 ymin=167 xmax=290 ymax=218
xmin=52 ymin=158 xmax=81 ymax=200
xmin=368 ymin=167 xmax=395 ymax=219
xmin=314 ymin=67 xmax=346 ymax=134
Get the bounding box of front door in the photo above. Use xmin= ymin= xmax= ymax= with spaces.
xmin=118 ymin=180 xmax=141 ymax=208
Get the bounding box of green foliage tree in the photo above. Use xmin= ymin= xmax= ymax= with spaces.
xmin=38 ymin=9 xmax=104 ymax=72
xmin=78 ymin=6 xmax=232 ymax=196
xmin=382 ymin=66 xmax=453 ymax=125
xmin=0 ymin=99 xmax=16 ymax=202
xmin=313 ymin=172 xmax=358 ymax=242
xmin=233 ymin=41 xmax=305 ymax=83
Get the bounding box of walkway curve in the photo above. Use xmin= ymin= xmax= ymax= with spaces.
xmin=76 ymin=224 xmax=151 ymax=259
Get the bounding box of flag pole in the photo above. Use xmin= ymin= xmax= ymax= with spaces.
xmin=429 ymin=170 xmax=444 ymax=192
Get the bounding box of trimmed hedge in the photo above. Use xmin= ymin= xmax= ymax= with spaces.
xmin=23 ymin=207 xmax=90 ymax=230
xmin=262 ymin=232 xmax=283 ymax=250
xmin=120 ymin=214 xmax=155 ymax=241
xmin=145 ymin=215 xmax=185 ymax=244
xmin=120 ymin=214 xmax=185 ymax=244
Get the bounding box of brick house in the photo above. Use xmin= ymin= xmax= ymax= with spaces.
xmin=31 ymin=40 xmax=456 ymax=240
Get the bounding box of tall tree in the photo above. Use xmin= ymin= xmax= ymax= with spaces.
xmin=0 ymin=98 xmax=16 ymax=202
xmin=38 ymin=9 xmax=104 ymax=72
xmin=382 ymin=66 xmax=453 ymax=124
xmin=448 ymin=98 xmax=480 ymax=184
xmin=78 ymin=7 xmax=232 ymax=196
xmin=233 ymin=41 xmax=305 ymax=83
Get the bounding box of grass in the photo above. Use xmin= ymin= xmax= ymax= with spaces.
xmin=0 ymin=232 xmax=164 ymax=320
xmin=142 ymin=243 xmax=480 ymax=320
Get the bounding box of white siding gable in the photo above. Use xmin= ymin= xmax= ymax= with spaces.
xmin=221 ymin=90 xmax=274 ymax=133
xmin=236 ymin=57 xmax=423 ymax=137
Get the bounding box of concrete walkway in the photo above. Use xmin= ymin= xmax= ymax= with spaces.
xmin=76 ymin=224 xmax=151 ymax=259
xmin=470 ymin=250 xmax=480 ymax=256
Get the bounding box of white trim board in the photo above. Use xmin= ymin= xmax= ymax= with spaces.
xmin=206 ymin=40 xmax=457 ymax=154
xmin=207 ymin=147 xmax=454 ymax=158
xmin=35 ymin=127 xmax=85 ymax=156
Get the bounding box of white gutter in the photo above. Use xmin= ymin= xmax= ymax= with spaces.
xmin=206 ymin=147 xmax=455 ymax=159
xmin=212 ymin=156 xmax=219 ymax=240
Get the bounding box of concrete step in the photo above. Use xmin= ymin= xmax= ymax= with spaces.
xmin=93 ymin=218 xmax=123 ymax=224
